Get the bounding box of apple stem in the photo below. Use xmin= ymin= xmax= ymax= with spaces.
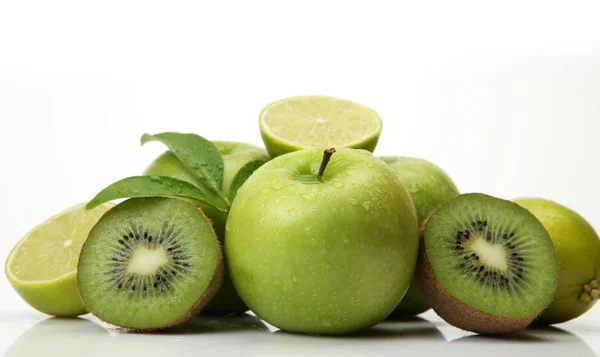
xmin=317 ymin=147 xmax=336 ymax=180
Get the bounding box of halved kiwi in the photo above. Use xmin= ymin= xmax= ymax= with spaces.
xmin=77 ymin=197 xmax=224 ymax=330
xmin=416 ymin=193 xmax=558 ymax=334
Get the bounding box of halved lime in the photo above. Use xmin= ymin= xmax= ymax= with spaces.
xmin=5 ymin=202 xmax=114 ymax=317
xmin=259 ymin=95 xmax=383 ymax=157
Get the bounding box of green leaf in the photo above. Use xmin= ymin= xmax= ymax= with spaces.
xmin=228 ymin=160 xmax=267 ymax=201
xmin=141 ymin=132 xmax=225 ymax=197
xmin=86 ymin=176 xmax=228 ymax=213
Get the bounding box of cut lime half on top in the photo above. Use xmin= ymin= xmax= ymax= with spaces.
xmin=5 ymin=202 xmax=114 ymax=317
xmin=259 ymin=95 xmax=383 ymax=157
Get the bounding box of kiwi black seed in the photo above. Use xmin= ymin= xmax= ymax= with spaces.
xmin=77 ymin=197 xmax=224 ymax=331
xmin=416 ymin=193 xmax=558 ymax=335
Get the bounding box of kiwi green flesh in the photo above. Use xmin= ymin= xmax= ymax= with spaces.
xmin=78 ymin=197 xmax=223 ymax=330
xmin=423 ymin=193 xmax=557 ymax=318
xmin=417 ymin=239 xmax=539 ymax=334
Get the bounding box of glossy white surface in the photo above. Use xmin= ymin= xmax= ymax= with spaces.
xmin=0 ymin=307 xmax=598 ymax=356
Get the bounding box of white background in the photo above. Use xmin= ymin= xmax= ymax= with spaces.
xmin=0 ymin=1 xmax=599 ymax=355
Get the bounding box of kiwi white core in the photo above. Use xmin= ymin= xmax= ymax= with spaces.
xmin=470 ymin=239 xmax=508 ymax=271
xmin=126 ymin=246 xmax=169 ymax=275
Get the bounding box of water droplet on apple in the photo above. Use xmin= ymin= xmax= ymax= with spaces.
xmin=149 ymin=176 xmax=161 ymax=183
xmin=292 ymin=274 xmax=298 ymax=283
xmin=262 ymin=187 xmax=270 ymax=194
xmin=362 ymin=201 xmax=371 ymax=211
xmin=301 ymin=192 xmax=316 ymax=201
xmin=363 ymin=182 xmax=374 ymax=189
xmin=348 ymin=198 xmax=359 ymax=206
xmin=352 ymin=183 xmax=361 ymax=189
xmin=321 ymin=319 xmax=332 ymax=327
xmin=305 ymin=226 xmax=312 ymax=232
xmin=343 ymin=237 xmax=349 ymax=243
xmin=288 ymin=208 xmax=298 ymax=217
xmin=333 ymin=182 xmax=345 ymax=189
xmin=275 ymin=197 xmax=284 ymax=204
xmin=367 ymin=163 xmax=375 ymax=168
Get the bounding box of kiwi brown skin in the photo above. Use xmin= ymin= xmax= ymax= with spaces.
xmin=76 ymin=202 xmax=225 ymax=332
xmin=415 ymin=197 xmax=558 ymax=335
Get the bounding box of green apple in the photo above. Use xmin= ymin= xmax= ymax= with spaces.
xmin=225 ymin=148 xmax=420 ymax=335
xmin=513 ymin=197 xmax=600 ymax=325
xmin=143 ymin=141 xmax=270 ymax=314
xmin=379 ymin=156 xmax=460 ymax=318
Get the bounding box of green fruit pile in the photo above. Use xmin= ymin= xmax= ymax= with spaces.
xmin=4 ymin=95 xmax=599 ymax=337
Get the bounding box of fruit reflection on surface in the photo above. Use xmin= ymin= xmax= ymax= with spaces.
xmin=4 ymin=314 xmax=270 ymax=357
xmin=447 ymin=326 xmax=596 ymax=357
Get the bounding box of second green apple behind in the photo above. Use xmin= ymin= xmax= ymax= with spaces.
xmin=380 ymin=156 xmax=460 ymax=318
xmin=143 ymin=141 xmax=270 ymax=314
